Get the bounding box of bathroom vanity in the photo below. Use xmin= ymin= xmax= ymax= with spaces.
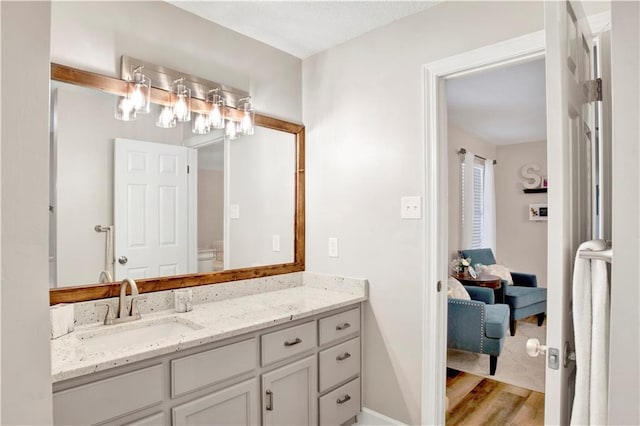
xmin=51 ymin=274 xmax=367 ymax=426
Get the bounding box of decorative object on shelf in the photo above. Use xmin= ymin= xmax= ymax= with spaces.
xmin=521 ymin=163 xmax=542 ymax=189
xmin=529 ymin=203 xmax=548 ymax=221
xmin=541 ymin=177 xmax=548 ymax=188
xmin=468 ymin=265 xmax=477 ymax=279
xmin=450 ymin=256 xmax=471 ymax=274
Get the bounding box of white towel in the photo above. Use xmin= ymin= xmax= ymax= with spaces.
xmin=571 ymin=239 xmax=609 ymax=426
xmin=50 ymin=303 xmax=75 ymax=339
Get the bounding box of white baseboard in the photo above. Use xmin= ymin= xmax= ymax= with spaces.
xmin=357 ymin=407 xmax=407 ymax=425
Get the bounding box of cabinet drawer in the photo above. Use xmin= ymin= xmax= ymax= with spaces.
xmin=319 ymin=308 xmax=360 ymax=346
xmin=261 ymin=321 xmax=316 ymax=366
xmin=172 ymin=338 xmax=257 ymax=398
xmin=53 ymin=364 xmax=163 ymax=426
xmin=172 ymin=378 xmax=259 ymax=426
xmin=123 ymin=412 xmax=166 ymax=426
xmin=319 ymin=377 xmax=361 ymax=426
xmin=318 ymin=337 xmax=360 ymax=392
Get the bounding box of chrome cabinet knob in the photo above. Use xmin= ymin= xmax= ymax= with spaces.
xmin=118 ymin=256 xmax=128 ymax=265
xmin=526 ymin=338 xmax=547 ymax=357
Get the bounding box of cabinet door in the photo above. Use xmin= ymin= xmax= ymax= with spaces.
xmin=172 ymin=378 xmax=259 ymax=426
xmin=262 ymin=355 xmax=317 ymax=426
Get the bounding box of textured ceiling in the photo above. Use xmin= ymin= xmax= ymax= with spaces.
xmin=447 ymin=58 xmax=547 ymax=145
xmin=168 ymin=1 xmax=440 ymax=58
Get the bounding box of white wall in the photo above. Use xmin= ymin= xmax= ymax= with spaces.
xmin=495 ymin=141 xmax=548 ymax=286
xmin=446 ymin=123 xmax=497 ymax=260
xmin=303 ymin=2 xmax=546 ymax=422
xmin=609 ymin=2 xmax=640 ymax=424
xmin=50 ymin=1 xmax=301 ymax=123
xmin=228 ymin=127 xmax=296 ymax=268
xmin=197 ymin=169 xmax=224 ymax=250
xmin=1 ymin=2 xmax=53 ymax=424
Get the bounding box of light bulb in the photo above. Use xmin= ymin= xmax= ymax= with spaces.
xmin=226 ymin=120 xmax=237 ymax=140
xmin=115 ymin=96 xmax=136 ymax=121
xmin=241 ymin=111 xmax=253 ymax=134
xmin=192 ymin=113 xmax=210 ymax=134
xmin=157 ymin=106 xmax=176 ymax=128
xmin=209 ymin=104 xmax=222 ymax=128
xmin=131 ymin=84 xmax=145 ymax=111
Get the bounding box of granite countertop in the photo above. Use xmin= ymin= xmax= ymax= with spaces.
xmin=51 ymin=273 xmax=367 ymax=383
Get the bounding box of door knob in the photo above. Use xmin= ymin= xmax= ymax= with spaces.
xmin=526 ymin=338 xmax=547 ymax=357
xmin=118 ymin=256 xmax=128 ymax=265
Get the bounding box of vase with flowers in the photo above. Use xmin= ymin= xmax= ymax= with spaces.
xmin=450 ymin=256 xmax=471 ymax=275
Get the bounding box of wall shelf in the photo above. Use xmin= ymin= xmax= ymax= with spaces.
xmin=523 ymin=188 xmax=547 ymax=194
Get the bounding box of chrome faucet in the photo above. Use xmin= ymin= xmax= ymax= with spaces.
xmin=96 ymin=278 xmax=147 ymax=325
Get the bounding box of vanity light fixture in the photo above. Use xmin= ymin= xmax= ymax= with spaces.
xmin=238 ymin=97 xmax=255 ymax=136
xmin=225 ymin=119 xmax=238 ymax=140
xmin=114 ymin=95 xmax=136 ymax=121
xmin=156 ymin=105 xmax=176 ymax=128
xmin=207 ymin=88 xmax=225 ymax=130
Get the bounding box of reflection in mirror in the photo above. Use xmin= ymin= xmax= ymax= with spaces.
xmin=50 ymin=81 xmax=295 ymax=288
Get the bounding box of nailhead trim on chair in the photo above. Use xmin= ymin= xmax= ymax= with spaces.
xmin=449 ymin=299 xmax=485 ymax=353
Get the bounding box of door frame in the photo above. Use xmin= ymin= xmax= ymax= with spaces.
xmin=420 ymin=31 xmax=545 ymax=425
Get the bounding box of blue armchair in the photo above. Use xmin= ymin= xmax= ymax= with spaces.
xmin=448 ymin=286 xmax=510 ymax=375
xmin=459 ymin=248 xmax=547 ymax=336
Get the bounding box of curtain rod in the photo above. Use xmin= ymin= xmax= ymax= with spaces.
xmin=458 ymin=148 xmax=497 ymax=165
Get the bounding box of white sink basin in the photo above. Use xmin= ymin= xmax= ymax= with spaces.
xmin=78 ymin=317 xmax=203 ymax=353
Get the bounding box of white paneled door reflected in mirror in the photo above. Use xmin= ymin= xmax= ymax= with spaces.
xmin=48 ymin=66 xmax=303 ymax=301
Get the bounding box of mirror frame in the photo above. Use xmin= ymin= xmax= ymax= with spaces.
xmin=49 ymin=63 xmax=305 ymax=305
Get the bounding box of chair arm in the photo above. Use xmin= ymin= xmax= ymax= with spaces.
xmin=511 ymin=272 xmax=538 ymax=287
xmin=465 ymin=286 xmax=495 ymax=305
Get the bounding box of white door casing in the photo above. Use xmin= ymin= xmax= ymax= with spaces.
xmin=544 ymin=1 xmax=595 ymax=423
xmin=422 ymin=32 xmax=545 ymax=425
xmin=114 ymin=138 xmax=192 ymax=280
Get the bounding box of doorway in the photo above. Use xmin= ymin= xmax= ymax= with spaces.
xmin=444 ymin=58 xmax=548 ymax=423
xmin=420 ymin=31 xmax=546 ymax=425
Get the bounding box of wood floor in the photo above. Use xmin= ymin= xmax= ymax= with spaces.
xmin=446 ymin=369 xmax=545 ymax=425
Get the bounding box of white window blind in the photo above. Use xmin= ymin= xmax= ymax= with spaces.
xmin=461 ymin=160 xmax=485 ymax=249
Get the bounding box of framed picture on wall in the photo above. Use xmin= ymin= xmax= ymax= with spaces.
xmin=529 ymin=203 xmax=548 ymax=221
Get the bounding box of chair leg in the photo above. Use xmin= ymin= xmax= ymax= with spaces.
xmin=490 ymin=355 xmax=498 ymax=375
xmin=537 ymin=313 xmax=545 ymax=326
xmin=510 ymin=315 xmax=517 ymax=336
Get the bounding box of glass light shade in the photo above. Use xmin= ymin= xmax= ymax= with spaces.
xmin=130 ymin=69 xmax=151 ymax=114
xmin=192 ymin=112 xmax=210 ymax=134
xmin=207 ymin=89 xmax=225 ymax=129
xmin=238 ymin=97 xmax=255 ymax=136
xmin=225 ymin=119 xmax=238 ymax=140
xmin=171 ymin=80 xmax=191 ymax=122
xmin=114 ymin=95 xmax=137 ymax=121
xmin=156 ymin=105 xmax=176 ymax=128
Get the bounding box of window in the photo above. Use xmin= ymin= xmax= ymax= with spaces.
xmin=461 ymin=160 xmax=485 ymax=249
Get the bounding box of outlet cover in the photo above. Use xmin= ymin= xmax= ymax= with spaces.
xmin=328 ymin=237 xmax=339 ymax=258
xmin=272 ymin=234 xmax=281 ymax=252
xmin=401 ymin=196 xmax=422 ymax=219
xmin=230 ymin=204 xmax=240 ymax=219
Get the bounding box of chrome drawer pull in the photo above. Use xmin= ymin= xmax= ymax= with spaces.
xmin=336 ymin=322 xmax=351 ymax=331
xmin=336 ymin=352 xmax=352 ymax=361
xmin=284 ymin=337 xmax=302 ymax=347
xmin=336 ymin=394 xmax=351 ymax=405
xmin=266 ymin=390 xmax=273 ymax=411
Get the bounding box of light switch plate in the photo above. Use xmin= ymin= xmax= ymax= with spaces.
xmin=328 ymin=237 xmax=339 ymax=258
xmin=401 ymin=196 xmax=422 ymax=219
xmin=230 ymin=204 xmax=240 ymax=219
xmin=272 ymin=235 xmax=281 ymax=252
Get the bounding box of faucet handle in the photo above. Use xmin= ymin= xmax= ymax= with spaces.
xmin=95 ymin=302 xmax=115 ymax=325
xmin=130 ymin=295 xmax=148 ymax=318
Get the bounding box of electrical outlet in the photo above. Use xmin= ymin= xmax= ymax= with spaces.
xmin=272 ymin=234 xmax=281 ymax=252
xmin=328 ymin=237 xmax=339 ymax=258
xmin=230 ymin=204 xmax=240 ymax=219
xmin=401 ymin=196 xmax=422 ymax=219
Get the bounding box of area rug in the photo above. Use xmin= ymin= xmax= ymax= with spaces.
xmin=447 ymin=321 xmax=546 ymax=393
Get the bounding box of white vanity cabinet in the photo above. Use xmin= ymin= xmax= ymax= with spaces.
xmin=52 ymin=304 xmax=362 ymax=426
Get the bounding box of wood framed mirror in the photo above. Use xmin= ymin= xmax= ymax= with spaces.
xmin=49 ymin=63 xmax=305 ymax=305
